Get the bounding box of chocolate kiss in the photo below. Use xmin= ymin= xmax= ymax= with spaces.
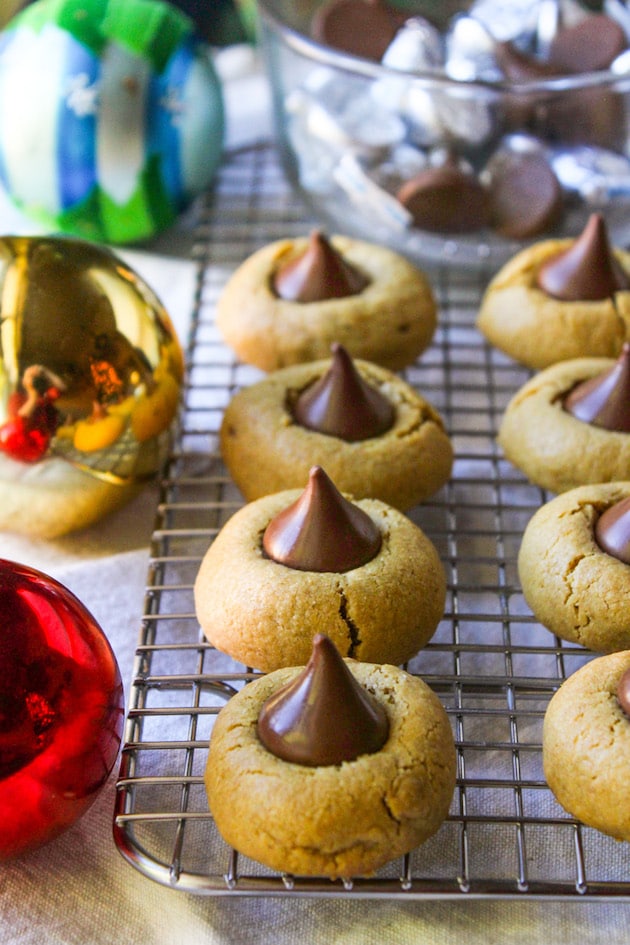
xmin=256 ymin=633 xmax=389 ymax=766
xmin=617 ymin=666 xmax=630 ymax=718
xmin=494 ymin=41 xmax=559 ymax=82
xmin=262 ymin=465 xmax=381 ymax=572
xmin=595 ymin=496 xmax=630 ymax=563
xmin=293 ymin=343 xmax=394 ymax=441
xmin=310 ymin=0 xmax=406 ymax=62
xmin=564 ymin=343 xmax=630 ymax=432
xmin=548 ymin=15 xmax=626 ymax=75
xmin=272 ymin=231 xmax=369 ymax=303
xmin=537 ymin=213 xmax=630 ymax=301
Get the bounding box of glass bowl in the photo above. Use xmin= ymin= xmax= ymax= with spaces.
xmin=257 ymin=0 xmax=630 ymax=271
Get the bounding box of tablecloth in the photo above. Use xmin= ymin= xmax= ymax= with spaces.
xmin=2 ymin=44 xmax=630 ymax=945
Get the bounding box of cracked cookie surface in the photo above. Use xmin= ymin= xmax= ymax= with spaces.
xmin=215 ymin=235 xmax=437 ymax=372
xmin=543 ymin=650 xmax=630 ymax=841
xmin=476 ymin=238 xmax=630 ymax=370
xmin=518 ymin=482 xmax=630 ymax=652
xmin=193 ymin=490 xmax=446 ymax=671
xmin=205 ymin=659 xmax=456 ymax=878
xmin=220 ymin=357 xmax=453 ymax=510
xmin=498 ymin=356 xmax=630 ymax=493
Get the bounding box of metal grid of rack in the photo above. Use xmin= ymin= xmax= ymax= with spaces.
xmin=113 ymin=141 xmax=630 ymax=899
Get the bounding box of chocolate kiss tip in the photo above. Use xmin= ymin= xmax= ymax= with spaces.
xmin=293 ymin=343 xmax=394 ymax=441
xmin=494 ymin=40 xmax=559 ymax=81
xmin=262 ymin=466 xmax=382 ymax=572
xmin=256 ymin=633 xmax=390 ymax=766
xmin=272 ymin=230 xmax=369 ymax=303
xmin=618 ymin=666 xmax=630 ymax=718
xmin=595 ymin=495 xmax=630 ymax=563
xmin=536 ymin=212 xmax=630 ymax=301
xmin=564 ymin=342 xmax=630 ymax=432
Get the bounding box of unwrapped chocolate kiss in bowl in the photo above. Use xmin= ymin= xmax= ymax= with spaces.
xmin=258 ymin=0 xmax=630 ymax=271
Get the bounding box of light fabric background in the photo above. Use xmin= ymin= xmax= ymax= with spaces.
xmin=1 ymin=47 xmax=630 ymax=945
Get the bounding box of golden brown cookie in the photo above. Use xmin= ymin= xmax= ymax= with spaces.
xmin=220 ymin=355 xmax=453 ymax=509
xmin=215 ymin=235 xmax=437 ymax=372
xmin=205 ymin=658 xmax=456 ymax=878
xmin=518 ymin=482 xmax=630 ymax=652
xmin=498 ymin=356 xmax=630 ymax=493
xmin=543 ymin=651 xmax=630 ymax=841
xmin=193 ymin=488 xmax=446 ymax=672
xmin=0 ymin=453 xmax=141 ymax=539
xmin=476 ymin=238 xmax=630 ymax=370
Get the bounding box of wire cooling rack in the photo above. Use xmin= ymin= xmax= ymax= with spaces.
xmin=113 ymin=141 xmax=630 ymax=900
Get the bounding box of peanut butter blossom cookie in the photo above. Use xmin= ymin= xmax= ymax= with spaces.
xmin=0 ymin=0 xmax=224 ymax=243
xmin=518 ymin=482 xmax=630 ymax=652
xmin=498 ymin=344 xmax=630 ymax=493
xmin=477 ymin=214 xmax=630 ymax=370
xmin=543 ymin=651 xmax=630 ymax=841
xmin=215 ymin=231 xmax=437 ymax=372
xmin=205 ymin=633 xmax=456 ymax=878
xmin=220 ymin=343 xmax=453 ymax=509
xmin=194 ymin=466 xmax=446 ymax=671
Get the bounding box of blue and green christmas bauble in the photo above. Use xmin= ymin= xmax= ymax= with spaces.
xmin=0 ymin=0 xmax=225 ymax=242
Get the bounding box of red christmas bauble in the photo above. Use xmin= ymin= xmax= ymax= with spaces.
xmin=0 ymin=559 xmax=124 ymax=858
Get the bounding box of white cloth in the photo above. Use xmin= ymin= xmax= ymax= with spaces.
xmin=1 ymin=50 xmax=630 ymax=945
